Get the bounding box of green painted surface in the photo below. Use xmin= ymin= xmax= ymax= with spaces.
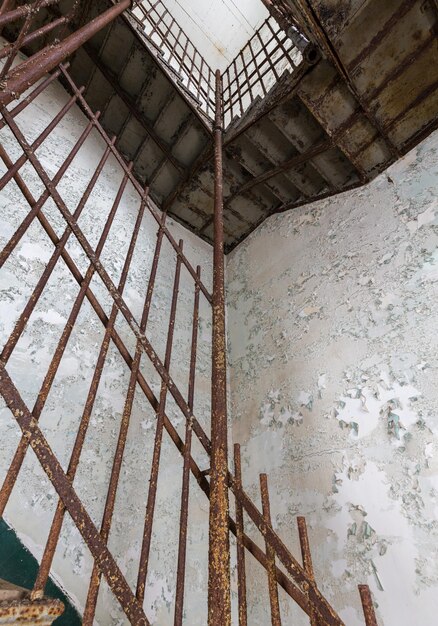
xmin=0 ymin=519 xmax=81 ymax=625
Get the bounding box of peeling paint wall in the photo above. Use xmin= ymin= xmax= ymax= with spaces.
xmin=0 ymin=67 xmax=213 ymax=624
xmin=226 ymin=130 xmax=438 ymax=625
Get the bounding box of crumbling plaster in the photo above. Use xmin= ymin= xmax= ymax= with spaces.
xmin=226 ymin=129 xmax=438 ymax=625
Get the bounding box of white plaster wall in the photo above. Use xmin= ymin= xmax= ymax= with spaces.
xmin=226 ymin=130 xmax=438 ymax=625
xmin=0 ymin=60 xmax=213 ymax=624
xmin=151 ymin=0 xmax=268 ymax=70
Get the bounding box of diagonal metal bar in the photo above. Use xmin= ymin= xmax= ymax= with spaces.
xmin=31 ymin=185 xmax=150 ymax=599
xmin=297 ymin=516 xmax=319 ymax=626
xmin=59 ymin=63 xmax=212 ymax=305
xmin=233 ymin=444 xmax=248 ymax=626
xmin=0 ymin=88 xmax=85 ymax=193
xmin=0 ymin=365 xmax=150 ymax=625
xmin=260 ymin=474 xmax=282 ymax=626
xmin=0 ymin=155 xmax=130 ymax=517
xmin=0 ymin=113 xmax=98 ymax=271
xmin=136 ymin=238 xmax=183 ymax=603
xmin=174 ymin=264 xmax=201 ymax=625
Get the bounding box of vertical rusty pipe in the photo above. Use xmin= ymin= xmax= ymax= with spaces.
xmin=234 ymin=444 xmax=248 ymax=626
xmin=260 ymin=474 xmax=282 ymax=626
xmin=208 ymin=68 xmax=231 ymax=626
xmin=0 ymin=0 xmax=132 ymax=105
xmin=136 ymin=238 xmax=184 ymax=605
xmin=358 ymin=585 xmax=378 ymax=626
xmin=297 ymin=516 xmax=319 ymax=626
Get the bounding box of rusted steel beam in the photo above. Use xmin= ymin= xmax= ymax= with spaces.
xmin=0 ymin=595 xmax=64 ymax=625
xmin=297 ymin=516 xmax=319 ymax=626
xmin=0 ymin=15 xmax=70 ymax=61
xmin=260 ymin=474 xmax=282 ymax=626
xmin=383 ymin=78 xmax=438 ymax=135
xmin=59 ymin=64 xmax=212 ymax=304
xmin=136 ymin=239 xmax=184 ymax=605
xmin=0 ymin=0 xmax=60 ymax=28
xmin=0 ymin=367 xmax=150 ymax=626
xmin=208 ymin=69 xmax=231 ymax=626
xmin=234 ymin=444 xmax=248 ymax=626
xmin=174 ymin=265 xmax=201 ymax=626
xmin=289 ymin=0 xmax=401 ymax=159
xmin=0 ymin=0 xmax=131 ymax=106
xmin=32 ymin=182 xmax=148 ymax=598
xmin=358 ymin=585 xmax=378 ymax=626
xmin=296 ymin=91 xmax=368 ymax=183
xmin=346 ymin=0 xmax=419 ymax=72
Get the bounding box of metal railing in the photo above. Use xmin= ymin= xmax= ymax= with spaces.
xmin=222 ymin=15 xmax=301 ymax=126
xmin=0 ymin=3 xmax=378 ymax=625
xmin=131 ymin=0 xmax=217 ymax=119
xmin=130 ymin=2 xmax=302 ymax=128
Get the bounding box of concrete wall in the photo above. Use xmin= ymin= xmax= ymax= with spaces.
xmin=0 ymin=62 xmax=213 ymax=624
xmin=226 ymin=130 xmax=438 ymax=625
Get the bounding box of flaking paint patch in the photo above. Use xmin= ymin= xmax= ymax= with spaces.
xmin=226 ymin=130 xmax=438 ymax=624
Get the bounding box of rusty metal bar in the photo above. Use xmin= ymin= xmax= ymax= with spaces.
xmin=0 ymin=110 xmax=96 ymax=271
xmin=0 ymin=0 xmax=46 ymax=82
xmin=297 ymin=516 xmax=319 ymax=626
xmin=0 ymin=64 xmax=68 ymax=132
xmin=31 ymin=184 xmax=150 ymax=599
xmin=174 ymin=264 xmax=201 ymax=626
xmin=260 ymin=474 xmax=282 ymax=626
xmin=0 ymin=156 xmax=129 ymax=518
xmin=208 ymin=69 xmax=231 ymax=626
xmin=0 ymin=0 xmax=131 ymax=106
xmin=135 ymin=238 xmax=184 ymax=604
xmin=0 ymin=87 xmax=84 ymax=193
xmin=359 ymin=585 xmax=378 ymax=626
xmin=234 ymin=444 xmax=248 ymax=626
xmin=0 ymin=366 xmax=150 ymax=626
xmin=59 ymin=64 xmax=212 ymax=305
xmin=0 ymin=0 xmax=60 ymax=28
xmin=82 ymin=212 xmax=172 ymax=626
xmin=0 ymin=15 xmax=70 ymax=61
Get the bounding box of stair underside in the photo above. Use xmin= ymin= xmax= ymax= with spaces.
xmin=6 ymin=0 xmax=438 ymax=251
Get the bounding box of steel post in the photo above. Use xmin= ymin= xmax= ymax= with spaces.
xmin=208 ymin=69 xmax=231 ymax=626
